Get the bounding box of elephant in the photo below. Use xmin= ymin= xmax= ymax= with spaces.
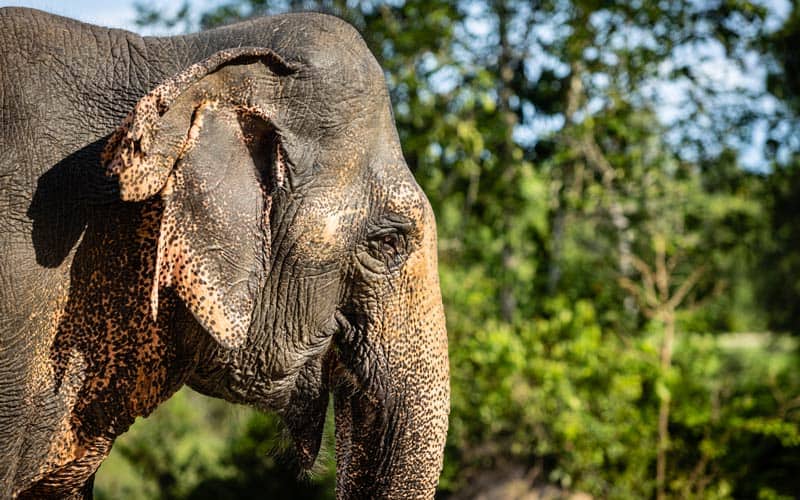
xmin=0 ymin=7 xmax=449 ymax=499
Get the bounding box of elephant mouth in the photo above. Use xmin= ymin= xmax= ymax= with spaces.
xmin=283 ymin=310 xmax=390 ymax=479
xmin=280 ymin=349 xmax=336 ymax=470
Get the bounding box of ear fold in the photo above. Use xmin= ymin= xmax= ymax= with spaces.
xmin=103 ymin=48 xmax=295 ymax=348
xmin=103 ymin=48 xmax=294 ymax=202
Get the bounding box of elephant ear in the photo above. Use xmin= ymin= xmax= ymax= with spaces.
xmin=103 ymin=48 xmax=296 ymax=349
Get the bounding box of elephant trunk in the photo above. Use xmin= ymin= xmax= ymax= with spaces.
xmin=333 ymin=207 xmax=450 ymax=498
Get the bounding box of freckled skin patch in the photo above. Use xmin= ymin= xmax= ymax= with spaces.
xmin=2 ymin=10 xmax=449 ymax=499
xmin=14 ymin=200 xmax=197 ymax=498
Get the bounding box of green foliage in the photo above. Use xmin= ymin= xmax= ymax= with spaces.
xmin=442 ymin=292 xmax=800 ymax=498
xmin=668 ymin=334 xmax=800 ymax=498
xmin=444 ymin=298 xmax=659 ymax=497
xmin=756 ymin=161 xmax=800 ymax=333
xmin=96 ymin=389 xmax=237 ymax=499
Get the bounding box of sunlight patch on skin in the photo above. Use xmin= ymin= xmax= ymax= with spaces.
xmin=321 ymin=212 xmax=341 ymax=245
xmin=318 ymin=207 xmax=365 ymax=245
xmin=26 ymin=285 xmax=69 ymax=397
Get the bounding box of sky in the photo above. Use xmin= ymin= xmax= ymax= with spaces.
xmin=0 ymin=0 xmax=220 ymax=35
xmin=0 ymin=0 xmax=142 ymax=31
xmin=1 ymin=0 xmax=791 ymax=29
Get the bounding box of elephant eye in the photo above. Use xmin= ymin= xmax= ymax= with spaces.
xmin=381 ymin=233 xmax=399 ymax=256
xmin=367 ymin=229 xmax=408 ymax=266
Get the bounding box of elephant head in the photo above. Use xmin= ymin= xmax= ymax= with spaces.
xmin=102 ymin=25 xmax=449 ymax=498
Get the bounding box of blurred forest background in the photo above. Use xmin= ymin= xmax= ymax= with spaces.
xmin=94 ymin=0 xmax=800 ymax=498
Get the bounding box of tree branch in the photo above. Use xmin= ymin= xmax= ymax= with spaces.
xmin=667 ymin=265 xmax=707 ymax=311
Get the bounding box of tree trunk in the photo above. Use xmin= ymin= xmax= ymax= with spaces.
xmin=656 ymin=308 xmax=675 ymax=500
xmin=495 ymin=0 xmax=518 ymax=323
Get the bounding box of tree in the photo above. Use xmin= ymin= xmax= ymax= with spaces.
xmin=758 ymin=3 xmax=800 ymax=335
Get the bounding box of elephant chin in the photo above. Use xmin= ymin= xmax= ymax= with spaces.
xmin=281 ymin=351 xmax=335 ymax=470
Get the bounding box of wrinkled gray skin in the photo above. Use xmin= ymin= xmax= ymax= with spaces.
xmin=0 ymin=8 xmax=449 ymax=499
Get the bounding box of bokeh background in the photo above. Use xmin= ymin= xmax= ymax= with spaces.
xmin=4 ymin=0 xmax=800 ymax=498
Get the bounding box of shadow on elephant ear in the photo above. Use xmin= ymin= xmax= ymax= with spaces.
xmin=20 ymin=139 xmax=207 ymax=494
xmin=47 ymin=191 xmax=204 ymax=426
xmin=27 ymin=136 xmax=120 ymax=268
xmin=26 ymin=143 xmax=206 ymax=486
